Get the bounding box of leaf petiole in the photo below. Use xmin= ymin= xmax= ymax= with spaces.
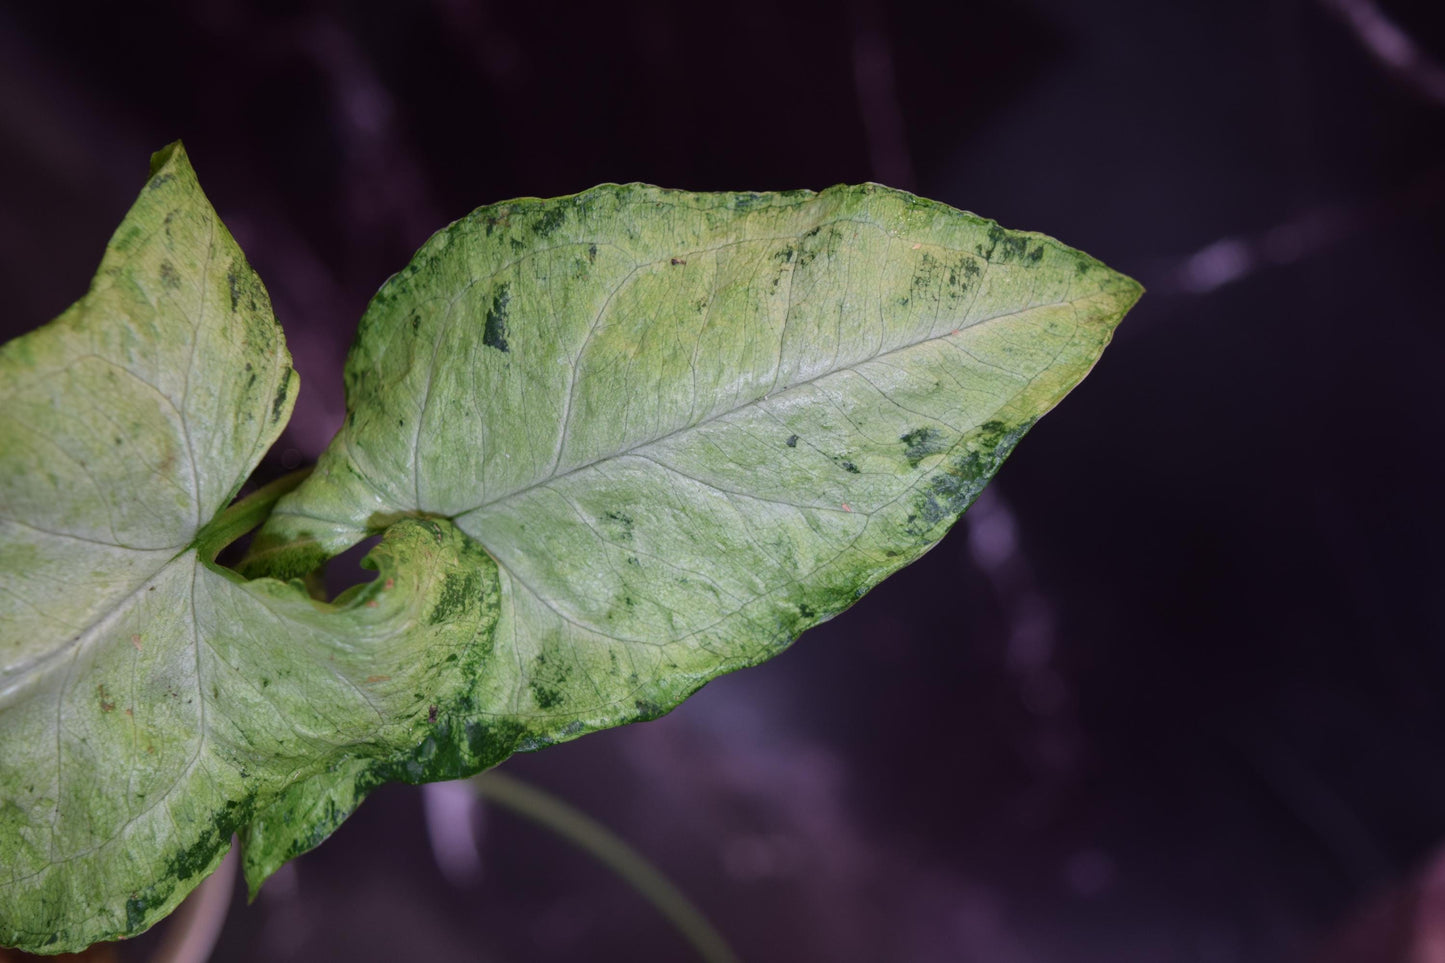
xmin=193 ymin=467 xmax=314 ymax=564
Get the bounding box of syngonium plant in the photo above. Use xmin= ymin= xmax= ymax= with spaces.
xmin=0 ymin=143 xmax=1140 ymax=953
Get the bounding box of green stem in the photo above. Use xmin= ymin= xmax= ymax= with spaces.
xmin=193 ymin=467 xmax=313 ymax=563
xmin=472 ymin=770 xmax=742 ymax=963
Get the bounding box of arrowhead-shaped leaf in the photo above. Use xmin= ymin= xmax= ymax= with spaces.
xmin=1 ymin=154 xmax=1138 ymax=953
xmin=248 ymin=183 xmax=1140 ymax=874
xmin=0 ymin=146 xmax=498 ymax=952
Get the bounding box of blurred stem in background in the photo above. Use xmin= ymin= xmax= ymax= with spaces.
xmin=472 ymin=771 xmax=741 ymax=963
xmin=151 ymin=846 xmax=237 ymax=963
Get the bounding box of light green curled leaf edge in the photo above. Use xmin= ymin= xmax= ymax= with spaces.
xmin=0 ymin=145 xmax=1140 ymax=955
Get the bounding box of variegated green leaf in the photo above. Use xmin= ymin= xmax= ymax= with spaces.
xmin=0 ymin=146 xmax=498 ymax=953
xmin=246 ymin=183 xmax=1140 ymax=885
xmin=1 ymin=150 xmax=1137 ymax=954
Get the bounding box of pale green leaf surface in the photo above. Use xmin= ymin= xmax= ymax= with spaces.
xmin=248 ymin=183 xmax=1140 ymax=862
xmin=0 ymin=147 xmax=499 ymax=953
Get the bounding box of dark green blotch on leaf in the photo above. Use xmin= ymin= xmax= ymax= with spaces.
xmin=900 ymin=427 xmax=949 ymax=467
xmin=905 ymin=420 xmax=1031 ymax=536
xmin=483 ymin=283 xmax=511 ymax=353
xmin=534 ymin=205 xmax=567 ymax=237
xmin=527 ymin=652 xmax=571 ymax=711
xmin=429 ymin=570 xmax=478 ymax=625
xmin=603 ymin=510 xmax=634 ymax=540
xmin=269 ymin=381 xmax=290 ymax=423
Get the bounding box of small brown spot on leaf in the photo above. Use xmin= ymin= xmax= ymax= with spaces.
xmin=670 ymin=257 xmax=687 ymax=266
xmin=365 ymin=599 xmax=379 ymax=608
xmin=130 ymin=634 xmax=143 ymax=651
xmin=428 ymin=705 xmax=439 ymax=723
xmin=365 ymin=675 xmax=391 ymax=684
xmin=97 ymin=684 xmax=115 ymax=712
xmin=842 ymin=502 xmax=853 ymax=512
xmin=384 ymin=578 xmax=395 ymax=590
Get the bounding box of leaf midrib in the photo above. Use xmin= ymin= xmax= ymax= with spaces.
xmin=460 ymin=288 xmax=1095 ymax=657
xmin=451 ymin=292 xmax=1087 ymax=523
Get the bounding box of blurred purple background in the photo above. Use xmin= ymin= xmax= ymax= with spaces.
xmin=2 ymin=0 xmax=1444 ymax=960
